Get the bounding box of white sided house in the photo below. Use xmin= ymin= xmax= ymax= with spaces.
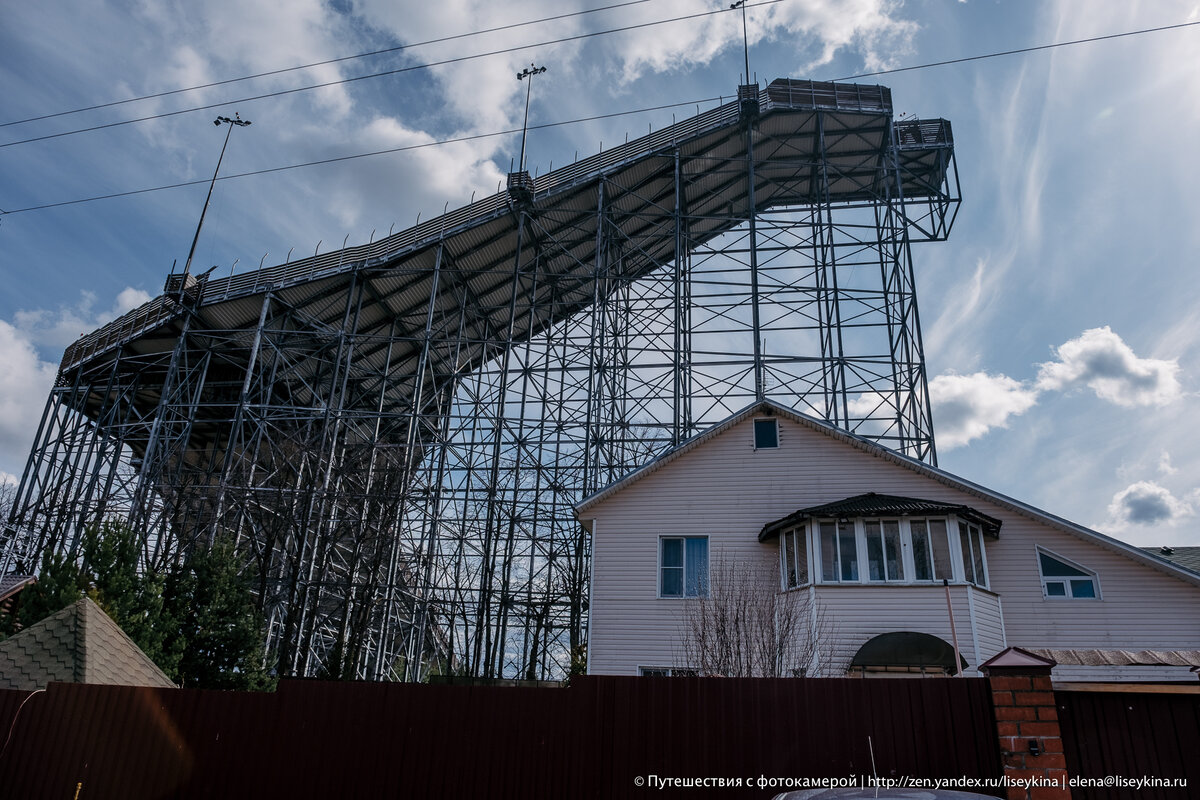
xmin=575 ymin=401 xmax=1200 ymax=681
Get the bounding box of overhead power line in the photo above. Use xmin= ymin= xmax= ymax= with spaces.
xmin=832 ymin=19 xmax=1200 ymax=81
xmin=0 ymin=96 xmax=726 ymax=215
xmin=0 ymin=0 xmax=661 ymax=130
xmin=5 ymin=15 xmax=1197 ymax=216
xmin=0 ymin=0 xmax=783 ymax=150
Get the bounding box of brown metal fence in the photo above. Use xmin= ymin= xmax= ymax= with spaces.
xmin=1057 ymin=688 xmax=1200 ymax=800
xmin=0 ymin=677 xmax=1002 ymax=799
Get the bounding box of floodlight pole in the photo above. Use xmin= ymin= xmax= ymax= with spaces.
xmin=181 ymin=113 xmax=251 ymax=282
xmin=516 ymin=64 xmax=546 ymax=173
xmin=731 ymin=1 xmax=751 ymax=85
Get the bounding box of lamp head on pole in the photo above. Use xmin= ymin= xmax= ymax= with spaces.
xmin=215 ymin=113 xmax=252 ymax=127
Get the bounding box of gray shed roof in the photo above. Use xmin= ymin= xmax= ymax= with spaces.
xmin=1026 ymin=648 xmax=1200 ymax=668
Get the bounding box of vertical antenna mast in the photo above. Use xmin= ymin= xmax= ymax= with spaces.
xmin=516 ymin=64 xmax=547 ymax=173
xmin=730 ymin=1 xmax=751 ymax=85
xmin=180 ymin=113 xmax=251 ymax=283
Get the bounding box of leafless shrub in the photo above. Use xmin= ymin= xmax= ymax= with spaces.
xmin=678 ymin=555 xmax=837 ymax=677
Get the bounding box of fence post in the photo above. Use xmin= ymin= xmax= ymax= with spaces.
xmin=981 ymin=647 xmax=1070 ymax=800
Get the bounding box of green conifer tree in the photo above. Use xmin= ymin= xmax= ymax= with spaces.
xmin=163 ymin=537 xmax=270 ymax=690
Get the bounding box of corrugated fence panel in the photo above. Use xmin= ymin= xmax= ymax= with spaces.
xmin=1057 ymin=689 xmax=1200 ymax=800
xmin=0 ymin=678 xmax=1003 ymax=799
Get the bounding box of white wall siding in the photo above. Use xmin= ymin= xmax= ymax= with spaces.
xmin=584 ymin=414 xmax=1200 ymax=681
xmin=807 ymin=584 xmax=1003 ymax=676
xmin=970 ymin=588 xmax=1008 ymax=666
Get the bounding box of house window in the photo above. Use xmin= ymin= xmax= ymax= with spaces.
xmin=958 ymin=522 xmax=989 ymax=588
xmin=864 ymin=520 xmax=905 ymax=582
xmin=639 ymin=666 xmax=699 ymax=677
xmin=807 ymin=516 xmax=984 ymax=587
xmin=753 ymin=418 xmax=779 ymax=449
xmin=819 ymin=521 xmax=858 ymax=582
xmin=909 ymin=519 xmax=952 ymax=581
xmin=780 ymin=527 xmax=809 ymax=588
xmin=660 ymin=536 xmax=709 ymax=598
xmin=1038 ymin=549 xmax=1098 ymax=599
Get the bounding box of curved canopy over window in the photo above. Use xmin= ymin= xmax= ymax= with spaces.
xmin=850 ymin=631 xmax=968 ymax=675
xmin=758 ymin=493 xmax=1002 ymax=542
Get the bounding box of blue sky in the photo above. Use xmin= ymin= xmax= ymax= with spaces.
xmin=1 ymin=0 xmax=1197 ymax=546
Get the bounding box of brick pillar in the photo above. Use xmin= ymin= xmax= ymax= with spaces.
xmin=982 ymin=648 xmax=1070 ymax=800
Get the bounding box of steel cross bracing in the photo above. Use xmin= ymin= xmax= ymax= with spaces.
xmin=2 ymin=79 xmax=959 ymax=680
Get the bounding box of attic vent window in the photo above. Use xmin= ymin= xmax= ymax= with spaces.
xmin=1038 ymin=549 xmax=1099 ymax=599
xmin=754 ymin=418 xmax=779 ymax=449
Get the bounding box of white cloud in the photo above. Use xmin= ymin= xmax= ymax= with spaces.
xmin=1158 ymin=451 xmax=1178 ymax=477
xmin=0 ymin=288 xmax=150 ymax=478
xmin=0 ymin=320 xmax=58 ymax=476
xmin=1106 ymin=481 xmax=1193 ymax=526
xmin=113 ymin=287 xmax=153 ymax=315
xmin=13 ymin=288 xmax=153 ymax=351
xmin=603 ymin=0 xmax=917 ymax=84
xmin=1036 ymin=327 xmax=1182 ymax=408
xmin=846 ymin=391 xmax=886 ymax=418
xmin=929 ymin=371 xmax=1038 ymax=450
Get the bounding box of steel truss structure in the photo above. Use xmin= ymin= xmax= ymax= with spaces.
xmin=2 ymin=79 xmax=959 ymax=680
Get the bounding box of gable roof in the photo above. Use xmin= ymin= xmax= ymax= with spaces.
xmin=0 ymin=597 xmax=175 ymax=691
xmin=574 ymin=400 xmax=1200 ymax=588
xmin=758 ymin=492 xmax=1003 ymax=542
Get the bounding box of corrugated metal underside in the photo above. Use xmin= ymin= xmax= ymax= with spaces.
xmin=58 ymin=80 xmax=951 ymax=433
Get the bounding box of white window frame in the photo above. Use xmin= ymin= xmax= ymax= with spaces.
xmin=807 ymin=515 xmax=989 ymax=588
xmin=638 ymin=666 xmax=699 ymax=677
xmin=815 ymin=519 xmax=860 ymax=584
xmin=752 ymin=417 xmax=780 ymax=450
xmin=658 ymin=535 xmax=709 ymax=599
xmin=906 ymin=518 xmax=953 ymax=583
xmin=955 ymin=520 xmax=990 ymax=589
xmin=862 ymin=518 xmax=906 ymax=583
xmin=779 ymin=525 xmax=811 ymax=589
xmin=1036 ymin=546 xmax=1100 ymax=600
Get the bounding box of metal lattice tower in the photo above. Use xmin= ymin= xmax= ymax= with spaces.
xmin=2 ymin=80 xmax=958 ymax=680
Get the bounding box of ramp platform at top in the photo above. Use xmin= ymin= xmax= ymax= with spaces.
xmin=60 ymin=79 xmax=955 ymax=385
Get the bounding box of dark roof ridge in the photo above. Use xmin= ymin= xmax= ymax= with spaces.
xmin=758 ymin=492 xmax=1004 ymax=542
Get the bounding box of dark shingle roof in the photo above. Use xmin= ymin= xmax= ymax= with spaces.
xmin=0 ymin=575 xmax=36 ymax=603
xmin=759 ymin=492 xmax=1003 ymax=542
xmin=0 ymin=597 xmax=175 ymax=691
xmin=1142 ymin=546 xmax=1200 ymax=576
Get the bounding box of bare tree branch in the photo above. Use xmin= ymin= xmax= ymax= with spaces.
xmin=678 ymin=554 xmax=837 ymax=677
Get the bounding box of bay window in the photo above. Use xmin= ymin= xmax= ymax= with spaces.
xmin=779 ymin=515 xmax=991 ymax=589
